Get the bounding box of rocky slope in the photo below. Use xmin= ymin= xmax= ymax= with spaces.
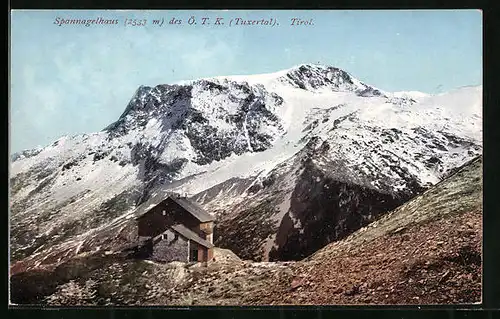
xmin=10 ymin=64 xmax=482 ymax=273
xmin=10 ymin=156 xmax=482 ymax=305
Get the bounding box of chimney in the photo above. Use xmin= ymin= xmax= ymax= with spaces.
xmin=205 ymin=232 xmax=213 ymax=244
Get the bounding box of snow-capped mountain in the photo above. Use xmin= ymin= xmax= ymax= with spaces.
xmin=10 ymin=64 xmax=482 ymax=270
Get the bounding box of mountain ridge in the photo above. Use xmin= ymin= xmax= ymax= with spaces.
xmin=11 ymin=64 xmax=477 ymax=158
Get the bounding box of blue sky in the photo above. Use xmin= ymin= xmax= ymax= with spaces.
xmin=10 ymin=10 xmax=482 ymax=153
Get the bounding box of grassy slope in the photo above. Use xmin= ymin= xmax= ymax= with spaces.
xmin=250 ymin=156 xmax=482 ymax=305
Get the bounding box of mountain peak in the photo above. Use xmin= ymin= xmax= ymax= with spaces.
xmin=286 ymin=62 xmax=334 ymax=71
xmin=275 ymin=64 xmax=384 ymax=96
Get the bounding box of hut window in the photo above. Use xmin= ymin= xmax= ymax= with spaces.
xmin=174 ymin=234 xmax=179 ymax=240
xmin=162 ymin=234 xmax=167 ymax=240
xmin=162 ymin=210 xmax=166 ymax=216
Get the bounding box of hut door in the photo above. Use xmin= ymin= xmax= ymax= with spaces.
xmin=189 ymin=247 xmax=198 ymax=262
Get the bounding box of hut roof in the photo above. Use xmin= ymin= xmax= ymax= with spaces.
xmin=135 ymin=192 xmax=214 ymax=223
xmin=169 ymin=224 xmax=214 ymax=248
